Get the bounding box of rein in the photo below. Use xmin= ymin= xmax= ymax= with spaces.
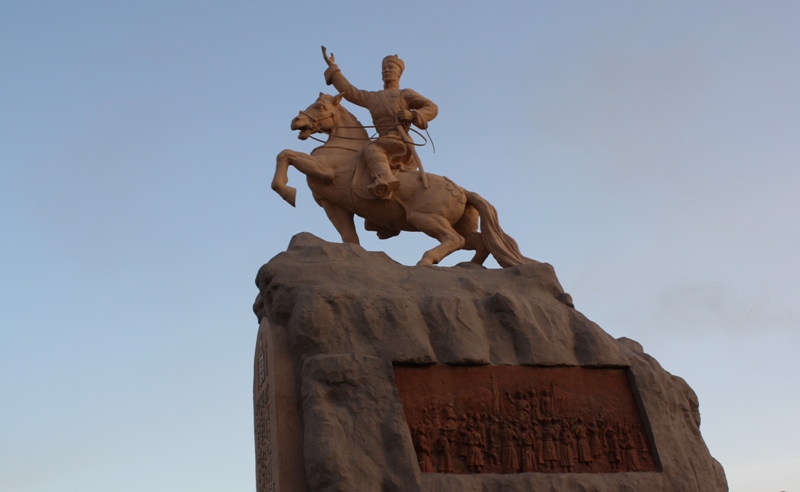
xmin=301 ymin=104 xmax=436 ymax=153
xmin=311 ymin=123 xmax=434 ymax=151
xmin=302 ymin=109 xmax=362 ymax=151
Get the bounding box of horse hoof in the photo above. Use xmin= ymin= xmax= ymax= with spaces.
xmin=285 ymin=188 xmax=297 ymax=207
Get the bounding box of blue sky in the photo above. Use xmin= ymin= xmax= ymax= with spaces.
xmin=2 ymin=2 xmax=798 ymax=491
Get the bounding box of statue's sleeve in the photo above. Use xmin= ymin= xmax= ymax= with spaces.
xmin=324 ymin=64 xmax=370 ymax=108
xmin=402 ymin=89 xmax=438 ymax=130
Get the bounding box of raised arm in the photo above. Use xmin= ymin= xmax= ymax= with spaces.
xmin=321 ymin=45 xmax=370 ymax=107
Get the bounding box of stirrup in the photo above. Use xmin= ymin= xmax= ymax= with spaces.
xmin=367 ymin=178 xmax=399 ymax=199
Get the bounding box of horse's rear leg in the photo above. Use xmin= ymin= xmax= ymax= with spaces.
xmin=406 ymin=212 xmax=465 ymax=266
xmin=463 ymin=232 xmax=489 ymax=265
xmin=319 ymin=199 xmax=360 ymax=244
xmin=454 ymin=206 xmax=489 ymax=265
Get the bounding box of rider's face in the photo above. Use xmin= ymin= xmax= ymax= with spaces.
xmin=382 ymin=62 xmax=401 ymax=85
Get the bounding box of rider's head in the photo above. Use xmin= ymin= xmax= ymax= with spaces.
xmin=382 ymin=55 xmax=404 ymax=88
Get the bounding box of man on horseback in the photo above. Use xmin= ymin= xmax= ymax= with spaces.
xmin=322 ymin=46 xmax=438 ymax=199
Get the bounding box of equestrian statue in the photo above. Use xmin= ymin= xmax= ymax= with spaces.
xmin=271 ymin=47 xmax=537 ymax=267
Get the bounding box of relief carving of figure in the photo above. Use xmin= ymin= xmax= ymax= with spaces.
xmin=605 ymin=427 xmax=622 ymax=471
xmin=466 ymin=425 xmax=486 ymax=473
xmin=507 ymin=390 xmax=532 ymax=424
xmin=458 ymin=416 xmax=470 ymax=460
xmin=435 ymin=432 xmax=455 ymax=473
xmin=414 ymin=427 xmax=435 ymax=472
xmin=586 ymin=420 xmax=604 ymax=458
xmin=478 ymin=413 xmax=489 ymax=447
xmin=619 ymin=426 xmax=641 ymax=472
xmin=527 ymin=390 xmax=540 ymax=420
xmin=500 ymin=420 xmax=520 ymax=473
xmin=542 ymin=420 xmax=559 ymax=472
xmin=518 ymin=423 xmax=537 ymax=472
xmin=558 ymin=426 xmax=576 ymax=472
xmin=444 ymin=402 xmax=458 ymax=421
xmin=441 ymin=403 xmax=458 ymax=435
xmin=487 ymin=417 xmax=501 ymax=466
xmin=540 ymin=389 xmax=554 ymax=417
xmin=532 ymin=420 xmax=545 ymax=467
xmin=574 ymin=418 xmax=593 ymax=465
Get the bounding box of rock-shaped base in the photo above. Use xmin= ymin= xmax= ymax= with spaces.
xmin=253 ymin=233 xmax=727 ymax=491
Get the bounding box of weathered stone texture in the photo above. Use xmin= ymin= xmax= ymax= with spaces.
xmin=253 ymin=233 xmax=727 ymax=491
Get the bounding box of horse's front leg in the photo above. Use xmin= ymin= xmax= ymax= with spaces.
xmin=317 ymin=198 xmax=360 ymax=245
xmin=272 ymin=150 xmax=335 ymax=207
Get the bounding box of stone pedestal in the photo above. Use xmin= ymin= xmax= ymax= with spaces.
xmin=252 ymin=233 xmax=727 ymax=492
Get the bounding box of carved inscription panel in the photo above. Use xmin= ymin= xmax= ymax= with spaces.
xmin=394 ymin=365 xmax=658 ymax=474
xmin=253 ymin=335 xmax=275 ymax=492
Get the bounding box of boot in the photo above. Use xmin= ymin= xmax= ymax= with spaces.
xmin=367 ymin=172 xmax=400 ymax=199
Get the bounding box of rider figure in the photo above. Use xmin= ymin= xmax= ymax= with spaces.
xmin=322 ymin=47 xmax=438 ymax=198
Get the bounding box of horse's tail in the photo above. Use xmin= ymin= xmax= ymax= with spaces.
xmin=465 ymin=190 xmax=538 ymax=268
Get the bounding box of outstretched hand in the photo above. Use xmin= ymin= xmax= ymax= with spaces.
xmin=321 ymin=45 xmax=335 ymax=67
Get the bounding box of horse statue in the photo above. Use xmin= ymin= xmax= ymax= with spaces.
xmin=271 ymin=92 xmax=538 ymax=268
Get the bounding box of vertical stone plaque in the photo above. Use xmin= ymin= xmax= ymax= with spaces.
xmin=253 ymin=319 xmax=305 ymax=491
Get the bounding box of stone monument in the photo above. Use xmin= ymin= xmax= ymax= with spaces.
xmin=255 ymin=49 xmax=727 ymax=491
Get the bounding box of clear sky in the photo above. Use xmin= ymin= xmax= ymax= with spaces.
xmin=1 ymin=2 xmax=798 ymax=491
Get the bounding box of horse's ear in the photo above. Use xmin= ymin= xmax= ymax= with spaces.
xmin=333 ymin=92 xmax=345 ymax=106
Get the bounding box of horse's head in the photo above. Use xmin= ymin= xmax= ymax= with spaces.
xmin=291 ymin=92 xmax=344 ymax=140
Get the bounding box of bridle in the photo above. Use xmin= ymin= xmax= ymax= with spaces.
xmin=298 ymin=105 xmax=361 ymax=148
xmin=298 ymin=108 xmax=336 ymax=134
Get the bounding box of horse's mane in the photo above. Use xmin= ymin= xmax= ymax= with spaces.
xmin=350 ymin=113 xmax=367 ymax=132
xmin=335 ymin=103 xmax=370 ymax=140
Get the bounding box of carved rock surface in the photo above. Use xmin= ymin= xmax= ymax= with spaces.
xmin=253 ymin=233 xmax=727 ymax=491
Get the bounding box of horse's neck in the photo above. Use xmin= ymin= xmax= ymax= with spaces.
xmin=325 ymin=108 xmax=369 ymax=151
